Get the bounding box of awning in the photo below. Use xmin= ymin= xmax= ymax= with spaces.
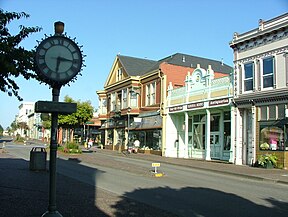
xmin=130 ymin=115 xmax=162 ymax=130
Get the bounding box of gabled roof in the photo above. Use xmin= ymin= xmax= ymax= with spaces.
xmin=154 ymin=53 xmax=233 ymax=74
xmin=118 ymin=55 xmax=157 ymax=76
xmin=118 ymin=53 xmax=232 ymax=76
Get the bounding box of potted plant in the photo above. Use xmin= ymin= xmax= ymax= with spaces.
xmin=257 ymin=153 xmax=278 ymax=169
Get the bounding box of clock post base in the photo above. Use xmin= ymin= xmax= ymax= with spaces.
xmin=42 ymin=211 xmax=63 ymax=217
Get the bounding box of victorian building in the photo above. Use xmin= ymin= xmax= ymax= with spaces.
xmin=230 ymin=13 xmax=288 ymax=168
xmin=97 ymin=53 xmax=231 ymax=155
xmin=165 ymin=64 xmax=233 ymax=161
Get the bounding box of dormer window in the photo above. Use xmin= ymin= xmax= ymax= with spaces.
xmin=117 ymin=68 xmax=123 ymax=81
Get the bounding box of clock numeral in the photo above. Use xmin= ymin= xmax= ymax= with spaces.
xmin=58 ymin=39 xmax=64 ymax=45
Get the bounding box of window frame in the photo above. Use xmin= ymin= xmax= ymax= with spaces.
xmin=262 ymin=57 xmax=274 ymax=89
xmin=243 ymin=62 xmax=254 ymax=92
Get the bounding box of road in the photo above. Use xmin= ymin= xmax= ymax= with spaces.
xmin=4 ymin=142 xmax=288 ymax=217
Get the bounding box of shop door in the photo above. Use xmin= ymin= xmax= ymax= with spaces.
xmin=210 ymin=132 xmax=220 ymax=159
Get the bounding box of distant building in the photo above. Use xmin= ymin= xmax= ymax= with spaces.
xmin=15 ymin=102 xmax=34 ymax=137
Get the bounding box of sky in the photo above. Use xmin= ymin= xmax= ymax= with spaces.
xmin=0 ymin=0 xmax=287 ymax=129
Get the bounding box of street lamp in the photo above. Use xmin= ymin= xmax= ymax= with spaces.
xmin=127 ymin=107 xmax=131 ymax=146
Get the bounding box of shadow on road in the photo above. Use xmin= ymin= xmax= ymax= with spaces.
xmin=112 ymin=186 xmax=288 ymax=217
xmin=0 ymin=155 xmax=109 ymax=217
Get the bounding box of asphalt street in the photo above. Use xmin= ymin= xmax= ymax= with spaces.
xmin=1 ymin=138 xmax=288 ymax=217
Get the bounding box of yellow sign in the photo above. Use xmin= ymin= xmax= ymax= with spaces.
xmin=152 ymin=163 xmax=160 ymax=167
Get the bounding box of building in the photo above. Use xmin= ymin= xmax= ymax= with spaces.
xmin=166 ymin=64 xmax=233 ymax=161
xmin=15 ymin=102 xmax=34 ymax=137
xmin=27 ymin=110 xmax=42 ymax=140
xmin=97 ymin=53 xmax=232 ymax=155
xmin=230 ymin=13 xmax=288 ymax=168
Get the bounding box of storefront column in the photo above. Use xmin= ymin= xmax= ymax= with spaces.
xmin=184 ymin=111 xmax=189 ymax=158
xmin=251 ymin=105 xmax=256 ymax=165
xmin=235 ymin=108 xmax=243 ymax=165
xmin=205 ymin=109 xmax=211 ymax=160
xmin=105 ymin=129 xmax=108 ymax=146
xmin=113 ymin=128 xmax=117 ymax=150
xmin=229 ymin=106 xmax=236 ymax=163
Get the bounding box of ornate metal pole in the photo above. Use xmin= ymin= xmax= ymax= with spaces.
xmin=42 ymin=86 xmax=62 ymax=217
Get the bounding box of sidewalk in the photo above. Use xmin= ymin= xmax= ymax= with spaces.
xmin=87 ymin=148 xmax=288 ymax=185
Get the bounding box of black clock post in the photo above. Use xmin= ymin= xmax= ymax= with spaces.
xmin=34 ymin=22 xmax=84 ymax=217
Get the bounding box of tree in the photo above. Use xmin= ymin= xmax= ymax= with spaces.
xmin=0 ymin=9 xmax=41 ymax=100
xmin=0 ymin=124 xmax=3 ymax=135
xmin=58 ymin=96 xmax=94 ymax=143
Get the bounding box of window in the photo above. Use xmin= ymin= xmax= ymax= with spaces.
xmin=278 ymin=104 xmax=285 ymax=119
xmin=116 ymin=91 xmax=121 ymax=110
xmin=244 ymin=62 xmax=254 ymax=91
xmin=116 ymin=68 xmax=123 ymax=81
xmin=259 ymin=125 xmax=285 ymax=151
xmin=122 ymin=89 xmax=127 ymax=108
xmin=223 ymin=111 xmax=231 ymax=150
xmin=146 ymin=84 xmax=150 ymax=106
xmin=260 ymin=105 xmax=286 ymax=120
xmin=210 ymin=115 xmax=220 ymax=132
xmin=151 ymin=82 xmax=156 ymax=105
xmin=145 ymin=82 xmax=156 ymax=106
xmin=260 ymin=106 xmax=267 ymax=121
xmin=101 ymin=99 xmax=107 ymax=114
xmin=263 ymin=57 xmax=274 ymax=88
xmin=130 ymin=89 xmax=137 ymax=107
xmin=268 ymin=105 xmax=276 ymax=120
xmin=192 ymin=114 xmax=206 ymax=150
xmin=111 ymin=93 xmax=116 ymax=111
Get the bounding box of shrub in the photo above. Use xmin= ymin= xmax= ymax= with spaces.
xmin=257 ymin=153 xmax=278 ymax=168
xmin=61 ymin=142 xmax=82 ymax=154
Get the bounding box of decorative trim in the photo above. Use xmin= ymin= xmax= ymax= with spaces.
xmin=236 ymin=28 xmax=288 ymax=53
xmin=235 ymin=47 xmax=288 ymax=64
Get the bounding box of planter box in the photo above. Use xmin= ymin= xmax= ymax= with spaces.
xmin=138 ymin=150 xmax=162 ymax=156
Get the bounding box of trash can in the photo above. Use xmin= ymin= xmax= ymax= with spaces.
xmin=29 ymin=147 xmax=47 ymax=171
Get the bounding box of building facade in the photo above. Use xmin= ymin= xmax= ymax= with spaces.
xmin=15 ymin=102 xmax=34 ymax=137
xmin=97 ymin=53 xmax=232 ymax=155
xmin=166 ymin=65 xmax=234 ymax=161
xmin=230 ymin=13 xmax=288 ymax=168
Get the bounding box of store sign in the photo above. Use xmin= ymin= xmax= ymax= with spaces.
xmin=169 ymin=105 xmax=183 ymax=112
xmin=209 ymin=98 xmax=229 ymax=106
xmin=187 ymin=102 xmax=204 ymax=109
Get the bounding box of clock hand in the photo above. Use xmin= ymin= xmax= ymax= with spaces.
xmin=58 ymin=56 xmax=73 ymax=62
xmin=55 ymin=56 xmax=61 ymax=72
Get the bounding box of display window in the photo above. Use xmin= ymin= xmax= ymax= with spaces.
xmin=259 ymin=124 xmax=287 ymax=151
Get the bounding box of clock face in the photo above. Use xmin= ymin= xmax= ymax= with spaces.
xmin=35 ymin=35 xmax=82 ymax=85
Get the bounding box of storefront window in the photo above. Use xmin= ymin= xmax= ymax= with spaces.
xmin=193 ymin=123 xmax=205 ymax=149
xmin=107 ymin=129 xmax=114 ymax=146
xmin=224 ymin=122 xmax=231 ymax=150
xmin=259 ymin=125 xmax=285 ymax=151
xmin=224 ymin=111 xmax=231 ymax=150
xmin=129 ymin=130 xmax=161 ymax=150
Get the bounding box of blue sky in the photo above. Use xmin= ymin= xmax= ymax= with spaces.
xmin=0 ymin=0 xmax=287 ymax=129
